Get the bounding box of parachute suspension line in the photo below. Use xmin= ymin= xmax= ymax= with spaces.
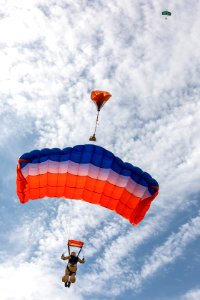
xmin=89 ymin=110 xmax=100 ymax=142
xmin=94 ymin=110 xmax=100 ymax=135
xmin=81 ymin=246 xmax=85 ymax=259
xmin=77 ymin=246 xmax=83 ymax=258
xmin=68 ymin=243 xmax=71 ymax=256
xmin=65 ymin=200 xmax=73 ymax=243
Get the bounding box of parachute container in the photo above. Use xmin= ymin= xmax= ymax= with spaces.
xmin=16 ymin=144 xmax=159 ymax=225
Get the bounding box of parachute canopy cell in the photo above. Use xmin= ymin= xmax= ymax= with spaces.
xmin=16 ymin=144 xmax=159 ymax=225
xmin=162 ymin=11 xmax=171 ymax=16
xmin=91 ymin=90 xmax=112 ymax=111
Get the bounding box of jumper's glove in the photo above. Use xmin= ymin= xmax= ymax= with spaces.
xmin=82 ymin=257 xmax=85 ymax=263
xmin=61 ymin=254 xmax=65 ymax=260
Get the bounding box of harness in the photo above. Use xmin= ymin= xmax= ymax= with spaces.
xmin=67 ymin=265 xmax=76 ymax=275
xmin=69 ymin=255 xmax=78 ymax=266
xmin=67 ymin=255 xmax=78 ymax=275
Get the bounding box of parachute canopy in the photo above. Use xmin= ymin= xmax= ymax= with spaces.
xmin=162 ymin=10 xmax=171 ymax=16
xmin=91 ymin=90 xmax=112 ymax=111
xmin=16 ymin=144 xmax=159 ymax=225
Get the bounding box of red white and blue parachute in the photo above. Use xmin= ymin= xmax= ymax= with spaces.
xmin=16 ymin=144 xmax=159 ymax=225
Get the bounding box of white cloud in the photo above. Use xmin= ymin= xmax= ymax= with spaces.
xmin=181 ymin=288 xmax=200 ymax=300
xmin=0 ymin=261 xmax=83 ymax=300
xmin=1 ymin=0 xmax=200 ymax=299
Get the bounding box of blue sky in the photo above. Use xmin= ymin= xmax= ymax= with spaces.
xmin=0 ymin=0 xmax=200 ymax=299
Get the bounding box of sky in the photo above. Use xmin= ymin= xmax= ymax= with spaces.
xmin=0 ymin=0 xmax=200 ymax=299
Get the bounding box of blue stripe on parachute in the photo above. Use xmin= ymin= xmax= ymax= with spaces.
xmin=19 ymin=144 xmax=159 ymax=195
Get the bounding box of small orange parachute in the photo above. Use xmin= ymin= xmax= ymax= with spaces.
xmin=89 ymin=90 xmax=112 ymax=141
xmin=91 ymin=90 xmax=112 ymax=111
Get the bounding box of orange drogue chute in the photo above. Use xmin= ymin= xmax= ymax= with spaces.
xmin=91 ymin=90 xmax=112 ymax=111
xmin=89 ymin=90 xmax=112 ymax=142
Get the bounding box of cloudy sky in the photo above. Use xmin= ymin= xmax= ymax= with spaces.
xmin=0 ymin=0 xmax=200 ymax=299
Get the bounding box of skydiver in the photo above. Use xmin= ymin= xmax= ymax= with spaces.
xmin=61 ymin=251 xmax=85 ymax=288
